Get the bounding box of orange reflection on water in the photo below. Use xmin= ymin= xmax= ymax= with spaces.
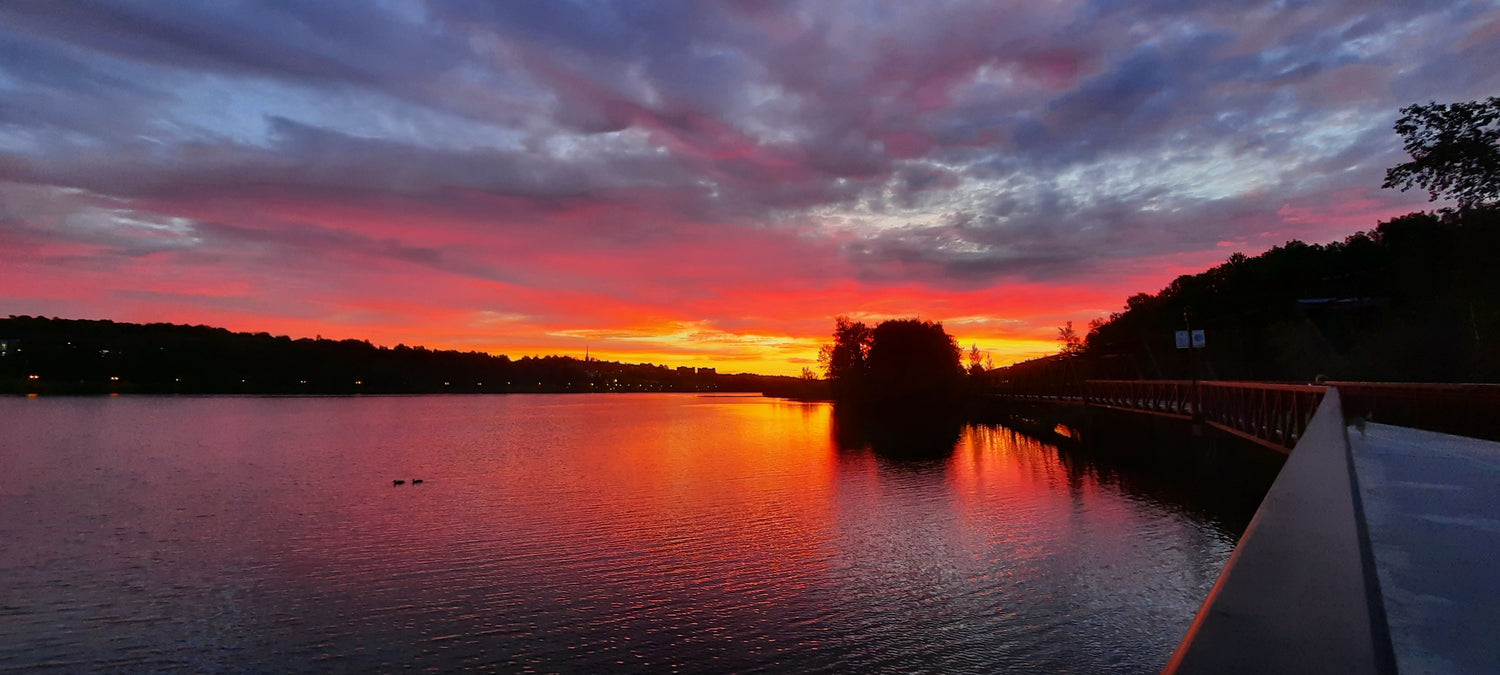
xmin=944 ymin=424 xmax=1148 ymax=574
xmin=470 ymin=396 xmax=848 ymax=601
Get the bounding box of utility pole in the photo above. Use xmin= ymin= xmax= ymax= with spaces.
xmin=1184 ymin=307 xmax=1201 ymax=422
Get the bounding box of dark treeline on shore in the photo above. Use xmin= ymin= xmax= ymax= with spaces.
xmin=0 ymin=316 xmax=803 ymax=396
xmin=998 ymin=205 xmax=1500 ymax=389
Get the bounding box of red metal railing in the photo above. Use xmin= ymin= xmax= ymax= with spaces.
xmin=990 ymin=382 xmax=1084 ymax=402
xmin=1084 ymin=380 xmax=1196 ymax=418
xmin=995 ymin=379 xmax=1498 ymax=449
xmin=1006 ymin=380 xmax=1328 ymax=452
xmin=1198 ymin=381 xmax=1326 ymax=452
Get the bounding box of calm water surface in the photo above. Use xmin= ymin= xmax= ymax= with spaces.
xmin=1 ymin=394 xmax=1242 ymax=672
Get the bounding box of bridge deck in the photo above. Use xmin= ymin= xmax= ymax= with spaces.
xmin=1167 ymin=395 xmax=1500 ymax=673
xmin=1348 ymin=423 xmax=1500 ymax=673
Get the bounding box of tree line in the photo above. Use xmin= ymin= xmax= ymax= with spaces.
xmin=0 ymin=316 xmax=800 ymax=395
xmin=1068 ymin=208 xmax=1499 ymax=383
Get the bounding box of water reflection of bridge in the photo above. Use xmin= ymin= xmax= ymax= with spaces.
xmin=991 ymin=380 xmax=1500 ymax=673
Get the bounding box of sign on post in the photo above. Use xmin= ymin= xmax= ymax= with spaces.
xmin=1175 ymin=330 xmax=1206 ymax=349
xmin=1175 ymin=330 xmax=1189 ymax=349
xmin=1191 ymin=330 xmax=1206 ymax=348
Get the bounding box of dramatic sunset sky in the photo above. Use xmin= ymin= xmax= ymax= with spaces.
xmin=2 ymin=1 xmax=1497 ymax=375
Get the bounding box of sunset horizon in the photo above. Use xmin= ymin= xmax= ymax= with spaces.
xmin=4 ymin=2 xmax=1494 ymax=377
xmin=5 ymin=3 xmax=1499 ymax=671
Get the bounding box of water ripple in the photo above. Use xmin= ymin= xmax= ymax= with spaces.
xmin=0 ymin=394 xmax=1247 ymax=673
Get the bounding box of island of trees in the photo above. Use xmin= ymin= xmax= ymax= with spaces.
xmin=817 ymin=317 xmax=963 ymax=404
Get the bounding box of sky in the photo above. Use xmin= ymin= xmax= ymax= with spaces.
xmin=2 ymin=1 xmax=1498 ymax=376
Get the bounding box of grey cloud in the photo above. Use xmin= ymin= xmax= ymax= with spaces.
xmin=0 ymin=0 xmax=1494 ymax=287
xmin=190 ymin=218 xmax=527 ymax=285
xmin=0 ymin=0 xmax=462 ymax=87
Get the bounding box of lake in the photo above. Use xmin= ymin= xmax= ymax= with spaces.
xmin=0 ymin=394 xmax=1248 ymax=672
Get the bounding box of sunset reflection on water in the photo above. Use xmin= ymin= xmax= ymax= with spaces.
xmin=1 ymin=394 xmax=1238 ymax=672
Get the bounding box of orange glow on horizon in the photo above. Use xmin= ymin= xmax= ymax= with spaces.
xmin=1 ymin=249 xmax=1156 ymax=377
xmin=2 ymin=181 xmax=1331 ymax=376
xmin=77 ymin=312 xmax=1063 ymax=378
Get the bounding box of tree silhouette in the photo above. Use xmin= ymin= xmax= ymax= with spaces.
xmin=1061 ymin=205 xmax=1500 ymax=383
xmin=818 ymin=316 xmax=964 ymax=403
xmin=1057 ymin=321 xmax=1084 ymax=355
xmin=818 ymin=316 xmax=872 ymax=395
xmin=966 ymin=343 xmax=987 ymax=375
xmin=1383 ymin=97 xmax=1500 ymax=210
xmin=865 ymin=319 xmax=962 ymax=401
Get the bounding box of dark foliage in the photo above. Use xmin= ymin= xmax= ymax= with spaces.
xmin=1062 ymin=207 xmax=1500 ymax=384
xmin=820 ymin=316 xmax=963 ymax=409
xmin=817 ymin=316 xmax=872 ymax=398
xmin=1383 ymin=97 xmax=1500 ymax=210
xmin=865 ymin=319 xmax=963 ymax=401
xmin=0 ymin=317 xmax=803 ymax=395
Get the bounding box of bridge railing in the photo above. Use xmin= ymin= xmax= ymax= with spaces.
xmin=1084 ymin=379 xmax=1195 ymax=418
xmin=1199 ymin=381 xmax=1326 ymax=451
xmin=989 ymin=382 xmax=1083 ymax=401
xmin=1016 ymin=380 xmax=1328 ymax=452
xmin=994 ymin=378 xmax=1496 ymax=449
xmin=1329 ymin=381 xmax=1500 ymax=442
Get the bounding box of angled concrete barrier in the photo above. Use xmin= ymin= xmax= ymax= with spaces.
xmin=1164 ymin=389 xmax=1393 ymax=674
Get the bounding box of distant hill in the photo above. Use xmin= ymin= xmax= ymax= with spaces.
xmin=0 ymin=316 xmax=811 ymax=396
xmin=1006 ymin=206 xmax=1500 ymax=385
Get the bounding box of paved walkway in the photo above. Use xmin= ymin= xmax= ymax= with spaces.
xmin=1348 ymin=423 xmax=1500 ymax=674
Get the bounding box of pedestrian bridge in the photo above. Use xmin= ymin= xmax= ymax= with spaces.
xmin=990 ymin=379 xmax=1500 ymax=451
xmin=990 ymin=380 xmax=1500 ymax=673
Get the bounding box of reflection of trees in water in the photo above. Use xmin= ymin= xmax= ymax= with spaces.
xmin=1057 ymin=429 xmax=1280 ymax=537
xmin=832 ymin=402 xmax=963 ymax=460
xmin=838 ymin=413 xmax=1279 ymax=537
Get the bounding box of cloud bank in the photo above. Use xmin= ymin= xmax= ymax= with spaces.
xmin=3 ymin=0 xmax=1496 ymax=373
